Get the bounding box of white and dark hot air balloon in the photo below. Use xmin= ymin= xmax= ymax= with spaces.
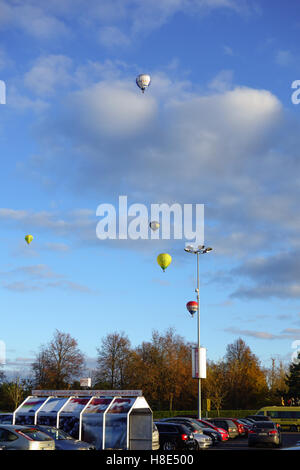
xmin=136 ymin=74 xmax=151 ymax=93
xmin=149 ymin=221 xmax=160 ymax=231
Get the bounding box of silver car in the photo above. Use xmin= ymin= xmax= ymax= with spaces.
xmin=32 ymin=425 xmax=95 ymax=450
xmin=152 ymin=422 xmax=160 ymax=450
xmin=0 ymin=425 xmax=55 ymax=450
xmin=192 ymin=432 xmax=213 ymax=449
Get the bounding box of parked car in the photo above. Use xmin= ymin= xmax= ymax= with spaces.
xmin=30 ymin=425 xmax=95 ymax=450
xmin=162 ymin=416 xmax=218 ymax=447
xmin=152 ymin=422 xmax=160 ymax=450
xmin=248 ymin=421 xmax=282 ymax=448
xmin=246 ymin=415 xmax=272 ymax=422
xmin=236 ymin=419 xmax=252 ymax=435
xmin=239 ymin=418 xmax=255 ymax=427
xmin=0 ymin=414 xmax=13 ymax=424
xmin=197 ymin=419 xmax=229 ymax=441
xmin=207 ymin=418 xmax=239 ymax=439
xmin=228 ymin=418 xmax=246 ymax=437
xmin=0 ymin=425 xmax=55 ymax=450
xmin=154 ymin=421 xmax=197 ymax=451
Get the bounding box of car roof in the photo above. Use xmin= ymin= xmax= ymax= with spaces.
xmin=154 ymin=421 xmax=190 ymax=430
xmin=209 ymin=417 xmax=235 ymax=421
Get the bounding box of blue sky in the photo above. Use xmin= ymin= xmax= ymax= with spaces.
xmin=1 ymin=0 xmax=300 ymax=379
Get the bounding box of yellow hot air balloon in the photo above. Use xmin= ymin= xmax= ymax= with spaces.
xmin=157 ymin=253 xmax=172 ymax=272
xmin=25 ymin=234 xmax=33 ymax=245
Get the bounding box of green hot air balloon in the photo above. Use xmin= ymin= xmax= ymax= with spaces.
xmin=25 ymin=234 xmax=33 ymax=245
xmin=157 ymin=253 xmax=172 ymax=272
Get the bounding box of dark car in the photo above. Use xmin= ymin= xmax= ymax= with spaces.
xmin=197 ymin=419 xmax=229 ymax=441
xmin=154 ymin=421 xmax=197 ymax=451
xmin=246 ymin=415 xmax=272 ymax=422
xmin=207 ymin=418 xmax=239 ymax=439
xmin=162 ymin=417 xmax=221 ymax=445
xmin=248 ymin=421 xmax=282 ymax=448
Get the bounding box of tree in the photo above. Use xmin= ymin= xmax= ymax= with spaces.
xmin=0 ymin=367 xmax=5 ymax=384
xmin=2 ymin=377 xmax=25 ymax=410
xmin=223 ymin=338 xmax=268 ymax=409
xmin=285 ymin=352 xmax=300 ymax=399
xmin=205 ymin=361 xmax=227 ymax=415
xmin=95 ymin=332 xmax=132 ymax=389
xmin=129 ymin=328 xmax=196 ymax=411
xmin=32 ymin=330 xmax=85 ymax=389
xmin=265 ymin=357 xmax=288 ymax=404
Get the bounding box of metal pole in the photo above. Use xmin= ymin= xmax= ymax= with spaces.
xmin=196 ymin=252 xmax=201 ymax=419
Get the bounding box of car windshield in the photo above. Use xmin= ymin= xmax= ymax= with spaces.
xmin=193 ymin=421 xmax=206 ymax=429
xmin=172 ymin=420 xmax=202 ymax=432
xmin=39 ymin=427 xmax=73 ymax=440
xmin=19 ymin=428 xmax=53 ymax=441
xmin=201 ymin=420 xmax=214 ymax=428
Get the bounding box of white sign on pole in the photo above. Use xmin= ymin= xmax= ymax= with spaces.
xmin=192 ymin=347 xmax=206 ymax=379
xmin=80 ymin=378 xmax=92 ymax=388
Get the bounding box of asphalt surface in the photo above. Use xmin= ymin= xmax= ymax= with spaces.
xmin=206 ymin=432 xmax=300 ymax=450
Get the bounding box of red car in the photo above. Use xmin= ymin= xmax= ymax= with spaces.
xmin=228 ymin=418 xmax=246 ymax=437
xmin=196 ymin=419 xmax=229 ymax=441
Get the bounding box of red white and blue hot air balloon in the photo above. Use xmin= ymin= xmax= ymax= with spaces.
xmin=186 ymin=301 xmax=198 ymax=317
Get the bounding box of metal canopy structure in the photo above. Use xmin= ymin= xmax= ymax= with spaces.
xmin=13 ymin=390 xmax=152 ymax=450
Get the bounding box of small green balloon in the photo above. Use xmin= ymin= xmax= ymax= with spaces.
xmin=25 ymin=234 xmax=33 ymax=245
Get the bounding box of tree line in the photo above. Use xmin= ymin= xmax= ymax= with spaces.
xmin=0 ymin=328 xmax=299 ymax=412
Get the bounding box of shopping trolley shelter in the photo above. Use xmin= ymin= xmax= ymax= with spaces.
xmin=12 ymin=390 xmax=153 ymax=450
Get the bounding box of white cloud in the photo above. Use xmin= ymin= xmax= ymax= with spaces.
xmin=0 ymin=0 xmax=255 ymax=44
xmin=98 ymin=26 xmax=131 ymax=48
xmin=24 ymin=55 xmax=73 ymax=96
xmin=275 ymin=49 xmax=294 ymax=67
xmin=64 ymin=80 xmax=157 ymax=138
xmin=0 ymin=1 xmax=69 ymax=38
xmin=0 ymin=263 xmax=94 ymax=294
xmin=208 ymin=69 xmax=234 ymax=92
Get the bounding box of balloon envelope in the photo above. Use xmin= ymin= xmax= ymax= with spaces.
xmin=157 ymin=253 xmax=172 ymax=272
xmin=136 ymin=74 xmax=151 ymax=92
xmin=186 ymin=301 xmax=198 ymax=316
xmin=25 ymin=234 xmax=33 ymax=245
xmin=150 ymin=221 xmax=160 ymax=231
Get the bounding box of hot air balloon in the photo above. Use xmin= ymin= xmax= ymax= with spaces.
xmin=25 ymin=234 xmax=33 ymax=245
xmin=186 ymin=301 xmax=198 ymax=317
xmin=157 ymin=253 xmax=172 ymax=272
xmin=136 ymin=74 xmax=151 ymax=93
xmin=149 ymin=221 xmax=160 ymax=231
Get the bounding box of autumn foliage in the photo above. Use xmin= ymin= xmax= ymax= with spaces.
xmin=0 ymin=328 xmax=295 ymax=412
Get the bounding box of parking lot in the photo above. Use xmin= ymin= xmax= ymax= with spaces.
xmin=206 ymin=432 xmax=300 ymax=450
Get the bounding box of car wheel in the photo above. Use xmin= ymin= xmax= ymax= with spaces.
xmin=163 ymin=441 xmax=176 ymax=451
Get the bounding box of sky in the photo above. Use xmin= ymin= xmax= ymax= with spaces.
xmin=1 ymin=0 xmax=300 ymax=380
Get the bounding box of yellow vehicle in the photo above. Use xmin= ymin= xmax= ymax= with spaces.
xmin=256 ymin=407 xmax=300 ymax=432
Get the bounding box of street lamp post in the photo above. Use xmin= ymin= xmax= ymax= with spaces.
xmin=184 ymin=245 xmax=212 ymax=419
